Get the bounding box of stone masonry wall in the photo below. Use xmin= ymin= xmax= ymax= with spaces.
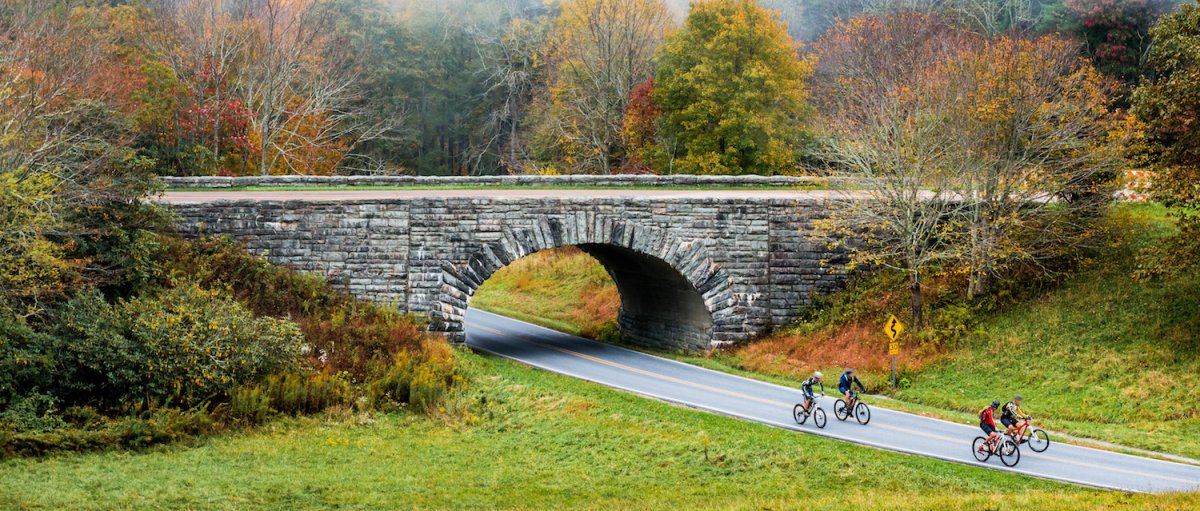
xmin=170 ymin=196 xmax=851 ymax=351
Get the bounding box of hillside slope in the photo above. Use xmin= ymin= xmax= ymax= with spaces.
xmin=473 ymin=205 xmax=1200 ymax=458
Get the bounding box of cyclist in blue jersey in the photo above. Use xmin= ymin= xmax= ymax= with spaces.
xmin=838 ymin=368 xmax=866 ymax=402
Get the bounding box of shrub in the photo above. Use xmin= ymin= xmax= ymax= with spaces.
xmin=370 ymin=340 xmax=461 ymax=413
xmin=220 ymin=372 xmax=353 ymax=426
xmin=161 ymin=236 xmax=437 ymax=381
xmin=122 ymin=283 xmax=305 ymax=408
xmin=161 ymin=236 xmax=349 ymax=320
xmin=0 ymin=408 xmax=214 ymax=458
xmin=306 ymin=304 xmax=428 ymax=378
xmin=44 ymin=284 xmax=304 ymax=411
xmin=223 ymin=386 xmax=272 ymax=426
xmin=0 ymin=316 xmax=55 ymax=410
xmin=259 ymin=372 xmax=352 ymax=416
xmin=370 ymin=352 xmax=416 ymax=410
xmin=48 ymin=290 xmax=144 ymax=408
xmin=0 ymin=392 xmax=65 ymax=433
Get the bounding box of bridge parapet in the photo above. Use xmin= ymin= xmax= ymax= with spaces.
xmin=162 ymin=174 xmax=858 ymax=189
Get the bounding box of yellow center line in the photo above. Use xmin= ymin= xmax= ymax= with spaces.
xmin=476 ymin=326 xmax=1200 ymax=486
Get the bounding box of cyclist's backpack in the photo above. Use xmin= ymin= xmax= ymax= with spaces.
xmin=979 ymin=407 xmax=989 ymax=422
xmin=1001 ymin=401 xmax=1014 ymax=419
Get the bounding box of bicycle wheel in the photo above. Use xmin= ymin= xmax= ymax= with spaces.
xmin=998 ymin=438 xmax=1021 ymax=467
xmin=972 ymin=437 xmax=991 ymax=462
xmin=834 ymin=399 xmax=849 ymax=421
xmin=854 ymin=402 xmax=871 ymax=425
xmin=793 ymin=404 xmax=808 ymax=425
xmin=1027 ymin=429 xmax=1050 ymax=452
xmin=814 ymin=408 xmax=827 ymax=429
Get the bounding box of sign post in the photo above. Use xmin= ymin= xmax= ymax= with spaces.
xmin=884 ymin=315 xmax=905 ymax=389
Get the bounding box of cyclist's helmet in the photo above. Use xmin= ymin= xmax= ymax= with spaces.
xmin=813 ymin=371 xmax=823 ymax=379
xmin=846 ymin=368 xmax=855 ymax=374
xmin=1013 ymin=394 xmax=1023 ymax=401
xmin=991 ymin=400 xmax=1001 ymax=408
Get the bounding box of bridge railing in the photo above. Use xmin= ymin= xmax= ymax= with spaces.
xmin=161 ymin=174 xmax=864 ymax=189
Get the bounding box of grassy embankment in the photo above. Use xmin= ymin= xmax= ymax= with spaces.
xmin=471 ymin=247 xmax=621 ymax=340
xmin=2 ymin=352 xmax=1193 ymax=510
xmin=471 ymin=204 xmax=1200 ymax=460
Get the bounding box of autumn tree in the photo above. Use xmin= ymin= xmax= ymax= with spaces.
xmin=470 ymin=14 xmax=551 ymax=174
xmin=622 ymin=79 xmax=679 ymax=174
xmin=811 ymin=13 xmax=978 ymax=328
xmin=0 ymin=1 xmax=169 ymax=314
xmin=234 ymin=0 xmax=384 ymax=175
xmin=653 ymin=0 xmax=813 ymax=175
xmin=145 ymin=0 xmax=253 ymax=175
xmin=1043 ymin=0 xmax=1178 ymax=85
xmin=1130 ymin=4 xmax=1200 ymax=279
xmin=943 ymin=35 xmax=1127 ymax=297
xmin=529 ymin=0 xmax=673 ymax=174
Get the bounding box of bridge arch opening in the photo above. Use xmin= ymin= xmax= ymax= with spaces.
xmin=436 ymin=220 xmax=735 ymax=353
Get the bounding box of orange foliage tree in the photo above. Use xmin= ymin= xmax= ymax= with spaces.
xmin=939 ymin=34 xmax=1128 ymax=297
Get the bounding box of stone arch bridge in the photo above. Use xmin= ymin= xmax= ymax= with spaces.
xmin=165 ymin=188 xmax=853 ymax=352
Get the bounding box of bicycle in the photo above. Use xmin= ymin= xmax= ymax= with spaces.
xmin=792 ymin=394 xmax=827 ymax=429
xmin=1007 ymin=417 xmax=1050 ymax=453
xmin=834 ymin=390 xmax=871 ymax=425
xmin=972 ymin=434 xmax=1021 ymax=467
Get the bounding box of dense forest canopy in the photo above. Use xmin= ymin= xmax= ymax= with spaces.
xmin=2 ymin=0 xmax=1187 ymax=177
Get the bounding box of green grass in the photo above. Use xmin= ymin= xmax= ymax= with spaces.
xmin=2 ymin=351 xmax=1193 ymax=510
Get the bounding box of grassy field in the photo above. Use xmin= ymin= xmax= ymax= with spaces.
xmin=2 ymin=352 xmax=1193 ymax=511
xmin=473 ymin=247 xmax=620 ymax=339
xmin=471 ymin=205 xmax=1200 ymax=460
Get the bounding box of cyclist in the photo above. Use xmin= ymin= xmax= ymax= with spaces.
xmin=979 ymin=400 xmax=1002 ymax=452
xmin=1001 ymin=394 xmax=1032 ymax=436
xmin=839 ymin=368 xmax=866 ymax=403
xmin=800 ymin=371 xmax=824 ymax=416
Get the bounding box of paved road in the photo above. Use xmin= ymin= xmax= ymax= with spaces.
xmin=466 ymin=309 xmax=1200 ymax=494
xmin=159 ymin=189 xmax=852 ymax=204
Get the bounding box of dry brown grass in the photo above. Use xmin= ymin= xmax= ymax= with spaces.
xmin=735 ymin=321 xmax=944 ymax=379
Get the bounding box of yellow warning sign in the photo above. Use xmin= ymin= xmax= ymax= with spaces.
xmin=884 ymin=315 xmax=905 ymax=341
xmin=889 ymin=342 xmax=900 ymax=356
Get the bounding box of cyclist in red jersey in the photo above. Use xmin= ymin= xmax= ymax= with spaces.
xmin=979 ymin=400 xmax=1002 ymax=452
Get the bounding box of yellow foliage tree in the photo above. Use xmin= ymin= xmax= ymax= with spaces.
xmin=535 ymin=0 xmax=673 ymax=174
xmin=653 ymin=0 xmax=813 ymax=175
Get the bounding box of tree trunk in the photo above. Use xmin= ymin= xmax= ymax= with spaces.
xmin=909 ymin=268 xmax=923 ymax=330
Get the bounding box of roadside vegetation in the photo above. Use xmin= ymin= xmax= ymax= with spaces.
xmin=1 ymin=210 xmax=459 ymax=457
xmin=4 ymin=352 xmax=1196 ymax=511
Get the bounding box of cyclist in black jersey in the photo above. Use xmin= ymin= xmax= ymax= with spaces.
xmin=1000 ymin=394 xmax=1032 ymax=435
xmin=799 ymin=371 xmax=824 ymax=416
